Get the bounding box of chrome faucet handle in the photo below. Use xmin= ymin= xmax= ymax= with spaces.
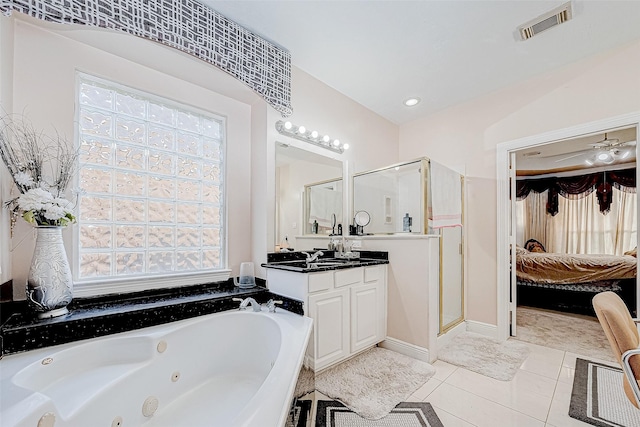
xmin=266 ymin=299 xmax=284 ymax=313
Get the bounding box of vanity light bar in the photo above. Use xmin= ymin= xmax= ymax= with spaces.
xmin=275 ymin=120 xmax=349 ymax=154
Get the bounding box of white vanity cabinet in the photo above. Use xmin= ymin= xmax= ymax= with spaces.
xmin=266 ymin=264 xmax=387 ymax=371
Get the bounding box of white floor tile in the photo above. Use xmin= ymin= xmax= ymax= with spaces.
xmin=432 ymin=405 xmax=478 ymax=427
xmin=432 ymin=359 xmax=458 ymax=381
xmin=546 ymin=381 xmax=593 ymax=427
xmin=427 ymin=382 xmax=545 ymax=427
xmin=410 ymin=378 xmax=442 ymax=401
xmin=557 ymin=365 xmax=575 ymax=385
xmin=518 ymin=342 xmax=564 ymax=379
xmin=443 ymin=367 xmax=555 ymax=421
xmin=563 ymin=351 xmax=619 ymax=369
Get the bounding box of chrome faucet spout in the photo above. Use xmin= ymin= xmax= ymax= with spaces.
xmin=302 ymin=250 xmax=324 ymax=263
xmin=233 ymin=297 xmax=262 ymax=312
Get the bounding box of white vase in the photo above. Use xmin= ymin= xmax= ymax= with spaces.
xmin=26 ymin=226 xmax=73 ymax=318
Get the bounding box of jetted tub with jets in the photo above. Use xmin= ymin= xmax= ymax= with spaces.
xmin=0 ymin=308 xmax=312 ymax=427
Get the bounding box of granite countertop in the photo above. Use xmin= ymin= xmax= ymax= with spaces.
xmin=262 ymin=250 xmax=389 ymax=273
xmin=0 ymin=278 xmax=303 ymax=357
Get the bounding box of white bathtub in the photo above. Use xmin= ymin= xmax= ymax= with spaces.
xmin=0 ymin=308 xmax=312 ymax=427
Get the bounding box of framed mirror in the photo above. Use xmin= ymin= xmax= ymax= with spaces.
xmin=352 ymin=158 xmax=428 ymax=234
xmin=275 ymin=142 xmax=343 ymax=249
xmin=304 ymin=178 xmax=343 ymax=235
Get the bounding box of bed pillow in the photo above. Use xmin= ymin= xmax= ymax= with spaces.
xmin=624 ymin=247 xmax=637 ymax=257
xmin=524 ymin=239 xmax=546 ymax=253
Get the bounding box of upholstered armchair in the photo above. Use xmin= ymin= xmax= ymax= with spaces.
xmin=593 ymin=291 xmax=640 ymax=408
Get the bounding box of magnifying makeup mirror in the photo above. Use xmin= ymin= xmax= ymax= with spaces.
xmin=354 ymin=210 xmax=370 ymax=235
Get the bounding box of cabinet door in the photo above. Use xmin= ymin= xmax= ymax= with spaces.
xmin=350 ymin=281 xmax=384 ymax=353
xmin=309 ymin=288 xmax=350 ymax=370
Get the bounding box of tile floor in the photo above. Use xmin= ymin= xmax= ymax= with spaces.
xmin=302 ymin=341 xmax=618 ymax=426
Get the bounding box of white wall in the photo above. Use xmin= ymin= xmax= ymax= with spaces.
xmin=0 ymin=16 xmax=14 ymax=287
xmin=2 ymin=16 xmax=257 ymax=298
xmin=399 ymin=40 xmax=640 ymax=325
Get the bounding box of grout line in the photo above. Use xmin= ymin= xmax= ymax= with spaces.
xmin=431 ymin=404 xmax=480 ymax=427
xmin=439 ymin=380 xmax=553 ymax=423
xmin=435 ymin=361 xmax=459 ymax=382
xmin=421 ymin=379 xmax=444 ymax=401
xmin=544 ymin=376 xmax=562 ymax=424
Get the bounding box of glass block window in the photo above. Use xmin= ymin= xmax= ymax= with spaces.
xmin=76 ymin=74 xmax=225 ymax=281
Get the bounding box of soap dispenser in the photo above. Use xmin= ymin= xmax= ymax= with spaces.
xmin=312 ymin=220 xmax=319 ymax=234
xmin=403 ymin=213 xmax=413 ymax=232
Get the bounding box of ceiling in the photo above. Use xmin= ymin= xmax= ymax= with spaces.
xmin=515 ymin=127 xmax=637 ymax=175
xmin=203 ymin=1 xmax=640 ymax=124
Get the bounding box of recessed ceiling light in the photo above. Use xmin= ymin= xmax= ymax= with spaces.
xmin=404 ymin=97 xmax=421 ymax=107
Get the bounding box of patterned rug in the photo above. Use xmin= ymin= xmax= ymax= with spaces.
xmin=569 ymin=358 xmax=640 ymax=426
xmin=316 ymin=401 xmax=444 ymax=427
xmin=285 ymin=399 xmax=312 ymax=427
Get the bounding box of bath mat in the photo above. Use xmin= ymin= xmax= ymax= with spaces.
xmin=569 ymin=358 xmax=640 ymax=426
xmin=315 ymin=347 xmax=435 ymax=420
xmin=285 ymin=399 xmax=312 ymax=427
xmin=515 ymin=307 xmax=616 ymax=363
xmin=294 ymin=365 xmax=315 ymax=398
xmin=315 ymin=400 xmax=444 ymax=427
xmin=438 ymin=332 xmax=529 ymax=381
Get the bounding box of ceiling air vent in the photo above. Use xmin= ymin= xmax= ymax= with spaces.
xmin=518 ymin=2 xmax=572 ymax=41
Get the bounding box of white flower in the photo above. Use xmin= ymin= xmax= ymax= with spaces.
xmin=14 ymin=172 xmax=34 ymax=187
xmin=52 ymin=197 xmax=72 ymax=208
xmin=42 ymin=204 xmax=66 ymax=221
xmin=17 ymin=188 xmax=55 ymax=211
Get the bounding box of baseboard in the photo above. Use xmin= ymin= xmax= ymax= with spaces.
xmin=379 ymin=337 xmax=430 ymax=362
xmin=465 ymin=320 xmax=498 ymax=339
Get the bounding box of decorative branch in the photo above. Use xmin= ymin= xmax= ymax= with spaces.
xmin=0 ymin=114 xmax=79 ymax=227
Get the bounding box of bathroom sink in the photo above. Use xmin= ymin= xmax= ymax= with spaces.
xmin=308 ymin=261 xmax=345 ymax=267
xmin=267 ymin=258 xmax=357 ymax=270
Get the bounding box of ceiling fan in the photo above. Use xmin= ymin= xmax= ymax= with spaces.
xmin=554 ymin=133 xmax=636 ymax=165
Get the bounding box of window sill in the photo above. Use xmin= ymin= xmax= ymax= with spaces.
xmin=0 ymin=278 xmax=303 ymax=357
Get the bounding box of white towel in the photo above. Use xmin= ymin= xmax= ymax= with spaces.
xmin=430 ymin=161 xmax=462 ymax=229
xmin=309 ymin=187 xmax=342 ymax=228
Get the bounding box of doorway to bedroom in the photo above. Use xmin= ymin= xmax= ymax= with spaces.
xmin=496 ymin=114 xmax=640 ymax=352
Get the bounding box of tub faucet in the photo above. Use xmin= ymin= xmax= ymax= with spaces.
xmin=302 ymin=250 xmax=324 ymax=263
xmin=232 ymin=297 xmax=262 ymax=312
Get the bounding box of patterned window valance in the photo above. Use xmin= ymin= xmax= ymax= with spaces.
xmin=516 ymin=168 xmax=636 ymax=215
xmin=1 ymin=0 xmax=293 ymax=116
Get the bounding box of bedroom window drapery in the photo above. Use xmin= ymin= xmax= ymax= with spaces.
xmin=516 ymin=187 xmax=637 ymax=255
xmin=516 ymin=169 xmax=636 ymax=215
